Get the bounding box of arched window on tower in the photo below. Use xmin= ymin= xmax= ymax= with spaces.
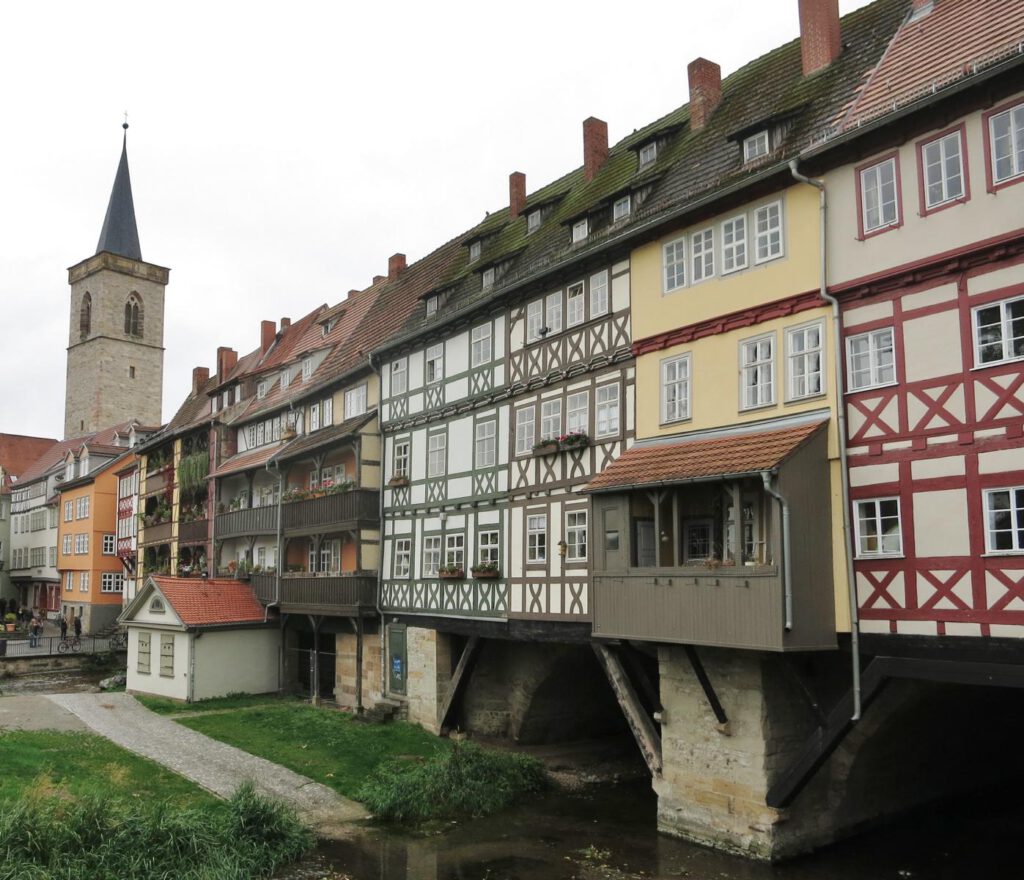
xmin=79 ymin=292 xmax=92 ymax=340
xmin=124 ymin=293 xmax=143 ymax=337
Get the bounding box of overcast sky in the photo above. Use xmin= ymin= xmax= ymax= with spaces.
xmin=1 ymin=0 xmax=873 ymax=441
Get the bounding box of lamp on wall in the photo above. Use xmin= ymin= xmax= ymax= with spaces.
xmin=557 ymin=540 xmax=568 ymax=558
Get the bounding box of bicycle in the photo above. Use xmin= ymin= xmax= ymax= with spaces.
xmin=108 ymin=631 xmax=128 ymax=650
xmin=57 ymin=636 xmax=82 ymax=654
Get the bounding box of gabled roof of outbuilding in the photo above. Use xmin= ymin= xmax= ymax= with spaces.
xmin=146 ymin=576 xmax=266 ymax=626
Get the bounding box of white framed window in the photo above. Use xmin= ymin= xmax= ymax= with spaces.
xmin=984 ymin=487 xmax=1024 ymax=553
xmin=541 ymin=400 xmax=562 ymax=441
xmin=661 ymin=354 xmax=691 ymax=424
xmin=137 ymin=632 xmax=151 ymax=674
xmin=596 ymin=384 xmax=620 ymax=437
xmin=475 ymin=420 xmax=496 ymax=469
xmin=691 ymin=228 xmax=714 ymax=283
xmin=322 ymin=396 xmax=333 ymax=426
xmin=989 ymin=102 xmax=1024 ymax=184
xmin=302 ymin=357 xmax=313 ymax=380
xmin=515 ymin=406 xmax=536 ymax=455
xmin=685 ymin=519 xmax=714 ymax=562
xmin=79 ymin=571 xmax=89 ymax=592
xmin=590 ymin=270 xmax=609 ymax=318
xmin=64 ymin=500 xmax=73 ymax=522
xmin=427 ymin=432 xmax=447 ymax=478
xmin=740 ymin=334 xmax=775 ymax=409
xmin=526 ymin=300 xmax=544 ymax=343
xmin=65 ymin=571 xmax=73 ymax=592
xmin=567 ymin=282 xmax=585 ymax=327
xmin=847 ymin=328 xmax=896 ymax=391
xmin=572 ymin=219 xmax=589 ymax=243
xmin=101 ymin=572 xmax=124 ymax=593
xmin=422 ymin=536 xmax=441 ymax=577
xmin=482 ymin=267 xmax=495 ymax=290
xmin=787 ymin=323 xmax=824 ymax=400
xmin=49 ymin=546 xmax=56 ymax=567
xmin=393 ymin=538 xmax=411 ymax=578
xmin=859 ymin=158 xmax=899 ymax=233
xmin=471 ymin=323 xmax=492 ymax=367
xmin=754 ymin=201 xmax=783 ymax=262
xmin=663 ymin=238 xmax=686 ymax=292
xmin=280 ymin=369 xmax=290 ymax=390
xmin=426 ymin=295 xmax=439 ymax=317
xmin=76 ymin=497 xmax=90 ymax=519
xmin=854 ymin=498 xmax=902 ymax=557
xmin=478 ymin=530 xmax=499 ymax=566
xmin=391 ymin=359 xmax=408 ymax=396
xmin=393 ymin=438 xmax=410 ymax=478
xmin=566 ymin=510 xmax=587 ymax=561
xmin=973 ymin=296 xmax=1024 ymax=366
xmin=743 ymin=130 xmax=770 ymax=162
xmin=922 ymin=131 xmax=964 ymax=208
xmin=62 ymin=534 xmax=72 ymax=555
xmin=257 ymin=379 xmax=268 ymax=399
xmin=102 ymin=533 xmax=115 ymax=555
xmin=75 ymin=534 xmax=89 ymax=555
xmin=425 ymin=343 xmax=444 ymax=384
xmin=639 ymin=142 xmax=657 ymax=167
xmin=445 ymin=534 xmax=465 ymax=569
xmin=527 ymin=209 xmax=541 ymax=233
xmin=721 ymin=215 xmax=747 ymax=274
xmin=613 ymin=195 xmax=631 ymax=221
xmin=546 ymin=292 xmax=563 ymax=335
xmin=309 ymin=402 xmax=320 ymax=432
xmin=527 ymin=514 xmax=547 ymax=563
xmin=567 ymin=392 xmax=589 ymax=434
xmin=469 ymin=240 xmax=481 ymax=262
xmin=344 ymin=385 xmax=367 ymax=419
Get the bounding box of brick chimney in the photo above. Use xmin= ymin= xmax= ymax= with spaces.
xmin=388 ymin=253 xmax=407 ymax=280
xmin=583 ymin=117 xmax=609 ymax=182
xmin=509 ymin=172 xmax=526 ymax=218
xmin=373 ymin=275 xmax=385 ymax=284
xmin=260 ymin=320 xmax=276 ymax=354
xmin=216 ymin=346 xmax=237 ymax=380
xmin=280 ymin=317 xmax=291 ymax=330
xmin=348 ymin=289 xmax=360 ymax=298
xmin=799 ymin=0 xmax=841 ymax=76
xmin=687 ymin=58 xmax=722 ymax=130
xmin=192 ymin=366 xmax=210 ymax=395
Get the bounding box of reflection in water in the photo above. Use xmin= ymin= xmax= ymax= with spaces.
xmin=279 ymin=780 xmax=1024 ymax=879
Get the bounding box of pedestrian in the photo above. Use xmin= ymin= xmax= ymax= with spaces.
xmin=73 ymin=615 xmax=82 ymax=639
xmin=60 ymin=616 xmax=68 ymax=640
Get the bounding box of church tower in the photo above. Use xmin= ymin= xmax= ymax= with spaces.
xmin=64 ymin=124 xmax=169 ymax=439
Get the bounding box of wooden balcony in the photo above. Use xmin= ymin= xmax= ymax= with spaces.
xmin=282 ymin=489 xmax=379 ymax=536
xmin=139 ymin=520 xmax=173 ymax=546
xmin=178 ymin=519 xmax=209 ymax=544
xmin=251 ymin=572 xmax=376 ymax=615
xmin=144 ymin=466 xmax=173 ymax=494
xmin=215 ymin=506 xmax=278 ymax=538
xmin=592 ymin=567 xmax=790 ymax=651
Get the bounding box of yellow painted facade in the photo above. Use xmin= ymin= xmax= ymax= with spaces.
xmin=628 ymin=182 xmax=851 ymax=631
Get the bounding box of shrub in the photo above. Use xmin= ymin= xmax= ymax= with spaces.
xmin=357 ymin=741 xmax=548 ymax=824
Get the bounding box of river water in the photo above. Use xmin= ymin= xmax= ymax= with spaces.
xmin=278 ymin=779 xmax=1022 ymax=880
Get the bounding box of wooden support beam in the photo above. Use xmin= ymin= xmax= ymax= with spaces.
xmin=593 ymin=643 xmax=662 ymax=778
xmin=685 ymin=645 xmax=729 ymax=727
xmin=438 ymin=636 xmax=481 ymax=731
xmin=621 ymin=642 xmax=663 ymax=713
xmin=355 ymin=613 xmax=364 ymax=714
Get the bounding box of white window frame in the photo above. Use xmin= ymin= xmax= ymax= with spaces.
xmin=613 ymin=195 xmax=631 ymax=221
xmin=859 ymin=158 xmax=899 ymax=233
xmin=64 ymin=500 xmax=73 ymax=522
xmin=527 ymin=210 xmax=541 ymax=233
xmin=590 ymin=270 xmax=609 ymax=318
xmin=973 ymin=295 xmax=1024 ymax=367
xmin=565 ymin=510 xmax=587 ymax=562
xmin=743 ymin=130 xmax=770 ymax=162
xmin=101 ymin=572 xmax=123 ymax=593
xmin=344 ymin=384 xmax=367 ymax=419
xmin=391 ymin=359 xmax=408 ymax=396
xmin=740 ymin=334 xmax=776 ymax=410
xmin=102 ymin=533 xmax=115 ymax=555
xmin=309 ymin=402 xmax=320 ymax=432
xmin=426 ymin=295 xmax=439 ymax=317
xmin=567 ymin=391 xmax=589 ymax=435
xmin=527 ymin=514 xmax=547 ymax=563
xmin=445 ymin=534 xmax=465 ymax=570
xmin=302 ymin=357 xmax=313 ymax=381
xmin=990 ymin=102 xmax=1024 ymax=184
xmin=847 ymin=328 xmax=896 ymax=392
xmin=471 ymin=323 xmax=492 ymax=367
xmin=983 ymin=487 xmax=1024 ymax=554
xmin=137 ymin=632 xmax=151 ymax=674
xmin=540 ymin=399 xmax=562 ymax=442
xmin=922 ymin=130 xmax=965 ymax=208
xmin=475 ymin=420 xmax=496 ymax=469
xmin=596 ymin=384 xmax=620 ymax=437
xmin=526 ymin=300 xmax=544 ymax=343
xmin=572 ymin=219 xmax=589 ymax=243
xmin=663 ymin=237 xmax=686 ymax=292
xmin=425 ymin=343 xmax=444 ymax=384
xmin=566 ymin=282 xmax=585 ymax=327
xmin=427 ymin=432 xmax=447 ymax=478
xmin=854 ymin=497 xmax=903 ymax=557
xmin=62 ymin=534 xmax=72 ymax=555
xmin=639 ymin=142 xmax=657 ymax=167
xmin=79 ymin=571 xmax=89 ymax=592
xmin=515 ymin=406 xmax=535 ymax=455
xmin=393 ymin=438 xmax=410 ymax=478
xmin=422 ymin=535 xmax=441 ymax=577
xmin=546 ymin=292 xmax=562 ymax=335
xmin=393 ymin=538 xmax=411 ymax=579
xmin=478 ymin=529 xmax=499 ymax=566
xmin=65 ymin=571 xmax=73 ymax=592
xmin=256 ymin=379 xmax=268 ymax=399
xmin=721 ymin=214 xmax=748 ymax=274
xmin=280 ymin=369 xmax=290 ymax=390
xmin=322 ymin=396 xmax=333 ymax=426
xmin=786 ymin=322 xmax=824 ymax=401
xmin=691 ymin=228 xmax=714 ymax=283
xmin=469 ymin=240 xmax=481 ymax=262
xmin=482 ymin=267 xmax=495 ymax=290
xmin=754 ymin=201 xmax=784 ymax=263
xmin=661 ymin=353 xmax=691 ymax=424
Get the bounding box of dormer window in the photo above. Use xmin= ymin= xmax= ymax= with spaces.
xmin=469 ymin=241 xmax=481 ymax=262
xmin=426 ymin=295 xmax=439 ymax=317
xmin=743 ymin=130 xmax=770 ymax=163
xmin=257 ymin=380 xmax=268 ymax=399
xmin=482 ymin=268 xmax=495 ymax=290
xmin=613 ymin=196 xmax=631 ymax=221
xmin=572 ymin=219 xmax=589 ymax=243
xmin=639 ymin=142 xmax=657 ymax=168
xmin=527 ymin=210 xmax=541 ymax=233
xmin=302 ymin=358 xmax=313 ymax=381
xmin=321 ymin=319 xmax=336 ymax=337
xmin=281 ymin=370 xmax=290 ymax=390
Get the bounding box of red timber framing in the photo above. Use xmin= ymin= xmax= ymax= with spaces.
xmin=839 ymin=231 xmax=1024 ymax=639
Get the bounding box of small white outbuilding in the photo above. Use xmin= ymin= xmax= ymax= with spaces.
xmin=120 ymin=576 xmax=279 ymax=702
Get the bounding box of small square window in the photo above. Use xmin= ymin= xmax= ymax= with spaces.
xmin=663 ymin=237 xmax=686 ymax=292
xmin=639 ymin=142 xmax=657 ymax=167
xmin=613 ymin=196 xmax=631 ymax=221
xmin=572 ymin=219 xmax=589 ymax=243
xmin=302 ymin=358 xmax=313 ymax=381
xmin=754 ymin=201 xmax=783 ymax=263
xmin=855 ymin=498 xmax=902 ymax=557
xmin=858 ymin=156 xmax=900 ymax=235
xmin=743 ymin=130 xmax=770 ymax=163
xmin=257 ymin=380 xmax=268 ymax=399
xmin=847 ymin=328 xmax=896 ymax=391
xmin=974 ymin=295 xmax=1024 ymax=367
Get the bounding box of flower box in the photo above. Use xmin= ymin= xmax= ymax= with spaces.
xmin=439 ymin=569 xmax=465 ymax=580
xmin=471 ymin=568 xmax=500 ymax=579
xmin=558 ymin=431 xmax=589 ymax=450
xmin=532 ymin=440 xmax=558 ymax=457
xmin=388 ymin=475 xmax=410 ymax=488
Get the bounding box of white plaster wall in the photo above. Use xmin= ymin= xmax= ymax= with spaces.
xmin=125 ymin=627 xmax=190 ymax=700
xmin=902 ymin=310 xmax=963 ymax=383
xmin=193 ymin=628 xmax=279 ymax=700
xmin=447 ymin=332 xmax=469 ymax=376
xmin=914 ymin=488 xmax=970 ymax=557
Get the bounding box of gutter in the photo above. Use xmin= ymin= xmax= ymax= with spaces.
xmin=264 ymin=455 xmax=284 ymax=622
xmin=368 ymin=352 xmax=387 ymax=701
xmin=788 ymin=159 xmax=861 ymax=721
xmin=760 ymin=471 xmax=792 ymax=632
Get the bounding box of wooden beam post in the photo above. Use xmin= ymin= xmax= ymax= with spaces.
xmin=438 ymin=636 xmax=481 ymax=732
xmin=593 ymin=643 xmax=662 ymax=777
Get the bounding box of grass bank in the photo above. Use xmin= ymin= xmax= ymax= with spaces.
xmin=135 ymin=691 xmax=301 ymax=715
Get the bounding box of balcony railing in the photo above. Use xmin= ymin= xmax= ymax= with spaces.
xmin=282 ymin=489 xmax=379 ymax=535
xmin=178 ymin=519 xmax=209 ymax=544
xmin=139 ymin=520 xmax=173 ymax=546
xmin=251 ymin=572 xmax=376 ymax=615
xmin=144 ymin=466 xmax=173 ymax=494
xmin=215 ymin=506 xmax=278 ymax=538
xmin=592 ymin=567 xmax=786 ymax=651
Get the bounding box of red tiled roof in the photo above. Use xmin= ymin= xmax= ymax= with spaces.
xmin=842 ymin=0 xmax=1024 ymax=127
xmin=584 ymin=419 xmax=826 ymax=493
xmin=0 ymin=433 xmax=57 ymax=486
xmin=150 ymin=577 xmax=266 ymax=626
xmin=16 ymin=421 xmax=140 ymax=484
xmin=210 ymin=442 xmax=285 ymax=478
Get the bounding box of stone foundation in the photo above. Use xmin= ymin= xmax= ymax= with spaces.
xmin=334 ymin=623 xmax=383 ymax=709
xmin=402 ymin=626 xmax=454 ymax=733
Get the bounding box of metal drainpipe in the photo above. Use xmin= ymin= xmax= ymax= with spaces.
xmin=761 ymin=471 xmax=793 ymax=631
xmin=264 ymin=457 xmax=283 ymax=623
xmin=789 ymin=158 xmax=861 ymax=721
xmin=368 ymin=352 xmax=387 ymax=700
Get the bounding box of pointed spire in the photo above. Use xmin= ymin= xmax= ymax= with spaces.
xmin=95 ymin=122 xmax=142 ymax=261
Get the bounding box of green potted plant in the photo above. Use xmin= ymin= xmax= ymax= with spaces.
xmin=470 ymin=560 xmax=500 ymax=579
xmin=388 ymin=473 xmax=410 ymax=488
xmin=558 ymin=430 xmax=589 ymax=450
xmin=532 ymin=437 xmax=559 ymax=456
xmin=3 ymin=612 xmax=16 ymax=633
xmin=439 ymin=563 xmax=465 ymax=579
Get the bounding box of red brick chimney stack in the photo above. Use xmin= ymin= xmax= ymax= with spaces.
xmin=509 ymin=172 xmax=527 ymax=219
xmin=216 ymin=347 xmax=238 ymax=380
xmin=192 ymin=367 xmax=209 ymax=395
xmin=388 ymin=254 xmax=407 ymax=280
xmin=280 ymin=317 xmax=291 ymax=330
xmin=798 ymin=0 xmax=842 ymax=76
xmin=260 ymin=320 xmax=276 ymax=354
xmin=687 ymin=58 xmax=722 ymax=131
xmin=583 ymin=117 xmax=609 ymax=182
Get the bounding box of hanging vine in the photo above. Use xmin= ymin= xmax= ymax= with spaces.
xmin=177 ymin=450 xmax=209 ymax=495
